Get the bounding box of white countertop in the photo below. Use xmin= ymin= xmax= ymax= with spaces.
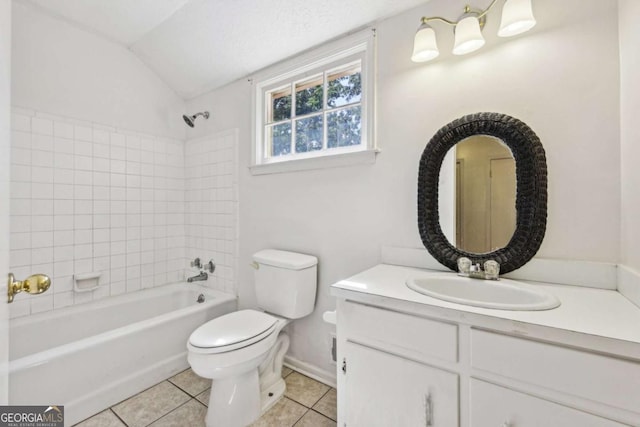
xmin=331 ymin=264 xmax=640 ymax=358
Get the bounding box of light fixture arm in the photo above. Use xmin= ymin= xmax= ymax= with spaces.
xmin=420 ymin=16 xmax=457 ymax=26
xmin=419 ymin=0 xmax=501 ymax=27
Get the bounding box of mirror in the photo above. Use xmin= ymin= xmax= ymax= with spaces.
xmin=439 ymin=135 xmax=516 ymax=254
xmin=418 ymin=112 xmax=547 ymax=274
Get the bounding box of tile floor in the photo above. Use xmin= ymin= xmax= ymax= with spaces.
xmin=74 ymin=367 xmax=336 ymax=427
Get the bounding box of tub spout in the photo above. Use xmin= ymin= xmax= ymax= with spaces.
xmin=187 ymin=272 xmax=208 ymax=283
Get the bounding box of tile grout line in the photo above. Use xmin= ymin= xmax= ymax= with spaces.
xmin=289 ymin=407 xmax=310 ymax=427
xmin=167 ymin=374 xmax=210 ymax=398
xmin=141 ymin=398 xmax=206 ymax=427
xmin=310 ymin=407 xmax=337 ymax=422
xmin=109 ymin=408 xmax=129 ymax=427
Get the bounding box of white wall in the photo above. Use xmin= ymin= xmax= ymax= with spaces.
xmin=1 ymin=0 xmax=12 ymax=404
xmin=619 ymin=0 xmax=640 ymax=272
xmin=188 ymin=0 xmax=621 ymax=379
xmin=11 ymin=1 xmax=185 ymax=140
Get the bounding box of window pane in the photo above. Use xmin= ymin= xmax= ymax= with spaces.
xmin=327 ymin=106 xmax=361 ymax=148
xmin=268 ymin=87 xmax=291 ymax=123
xmin=295 ymin=76 xmax=323 ymax=116
xmin=295 ymin=115 xmax=323 ymax=153
xmin=327 ymin=65 xmax=362 ymax=109
xmin=267 ymin=122 xmax=292 ymax=157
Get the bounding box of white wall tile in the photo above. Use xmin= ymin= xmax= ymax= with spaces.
xmin=12 ymin=114 xmax=31 ymax=132
xmin=31 ymin=150 xmax=54 ymax=167
xmin=53 ymin=292 xmax=74 ymax=309
xmin=54 ymin=137 xmax=74 ymax=154
xmin=184 ymin=132 xmax=238 ymax=294
xmin=93 ymin=130 xmax=109 ymax=145
xmin=10 ymin=108 xmax=187 ymax=317
xmin=74 ymin=140 xmax=92 ymax=157
xmin=31 ymin=117 xmax=53 ymax=136
xmin=32 ymin=134 xmax=53 ymax=151
xmin=54 ymin=121 xmax=74 ymax=139
xmin=74 ymin=125 xmax=93 ymax=142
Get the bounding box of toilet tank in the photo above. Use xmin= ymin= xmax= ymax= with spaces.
xmin=253 ymin=249 xmax=318 ymax=319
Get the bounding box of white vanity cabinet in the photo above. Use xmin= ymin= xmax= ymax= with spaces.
xmin=345 ymin=342 xmax=458 ymax=426
xmin=338 ymin=300 xmax=460 ymax=426
xmin=336 ymin=298 xmax=640 ymax=427
xmin=470 ymin=380 xmax=627 ymax=427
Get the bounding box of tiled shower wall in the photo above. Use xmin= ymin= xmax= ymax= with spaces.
xmin=184 ymin=130 xmax=238 ymax=295
xmin=9 ymin=108 xmax=186 ymax=317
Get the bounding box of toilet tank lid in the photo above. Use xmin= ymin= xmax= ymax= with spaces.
xmin=253 ymin=249 xmax=318 ymax=270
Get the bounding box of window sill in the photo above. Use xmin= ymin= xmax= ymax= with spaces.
xmin=249 ymin=148 xmax=379 ymax=176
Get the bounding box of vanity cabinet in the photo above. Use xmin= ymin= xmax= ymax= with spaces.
xmin=345 ymin=342 xmax=458 ymax=426
xmin=336 ymin=299 xmax=640 ymax=427
xmin=470 ymin=380 xmax=626 ymax=426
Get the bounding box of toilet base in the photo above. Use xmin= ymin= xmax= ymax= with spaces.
xmin=260 ymin=378 xmax=286 ymax=414
xmin=206 ymin=369 xmax=260 ymax=427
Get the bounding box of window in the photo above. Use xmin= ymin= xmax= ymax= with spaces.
xmin=252 ymin=30 xmax=376 ymax=174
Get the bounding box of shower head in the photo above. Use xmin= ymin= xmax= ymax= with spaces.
xmin=183 ymin=111 xmax=210 ymax=128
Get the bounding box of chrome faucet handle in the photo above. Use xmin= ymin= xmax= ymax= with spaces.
xmin=484 ymin=260 xmax=500 ymax=280
xmin=190 ymin=258 xmax=202 ymax=269
xmin=204 ymin=260 xmax=216 ymax=274
xmin=457 ymin=257 xmax=472 ymax=276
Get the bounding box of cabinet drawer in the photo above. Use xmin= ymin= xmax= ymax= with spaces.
xmin=471 ymin=329 xmax=640 ymax=414
xmin=343 ymin=300 xmax=458 ymax=363
xmin=470 ymin=379 xmax=626 ymax=426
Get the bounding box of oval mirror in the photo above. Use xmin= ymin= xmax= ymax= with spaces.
xmin=418 ymin=112 xmax=547 ymax=274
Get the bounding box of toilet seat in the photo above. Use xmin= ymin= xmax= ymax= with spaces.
xmin=189 ymin=310 xmax=278 ymax=354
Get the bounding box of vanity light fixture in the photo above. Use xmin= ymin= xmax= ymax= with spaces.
xmin=411 ymin=0 xmax=536 ymax=62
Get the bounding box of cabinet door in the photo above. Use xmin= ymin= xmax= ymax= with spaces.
xmin=470 ymin=380 xmax=627 ymax=427
xmin=345 ymin=341 xmax=458 ymax=427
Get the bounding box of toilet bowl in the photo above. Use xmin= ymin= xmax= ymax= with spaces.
xmin=188 ymin=310 xmax=289 ymax=427
xmin=187 ymin=249 xmax=318 ymax=427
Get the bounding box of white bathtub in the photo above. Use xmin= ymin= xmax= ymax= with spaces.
xmin=9 ymin=283 xmax=236 ymax=426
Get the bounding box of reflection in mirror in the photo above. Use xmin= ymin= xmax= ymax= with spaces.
xmin=456 ymin=136 xmax=515 ymax=253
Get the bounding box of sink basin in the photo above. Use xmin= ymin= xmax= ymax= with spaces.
xmin=406 ymin=275 xmax=560 ymax=311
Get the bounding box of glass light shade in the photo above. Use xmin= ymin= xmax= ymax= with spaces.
xmin=498 ymin=0 xmax=536 ymax=37
xmin=411 ymin=23 xmax=439 ymax=62
xmin=452 ymin=16 xmax=485 ymax=55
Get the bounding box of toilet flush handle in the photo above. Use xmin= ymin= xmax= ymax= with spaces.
xmin=250 ymin=261 xmax=260 ymax=270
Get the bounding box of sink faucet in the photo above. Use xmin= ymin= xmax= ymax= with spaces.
xmin=187 ymin=271 xmax=208 ymax=283
xmin=457 ymin=257 xmax=500 ymax=280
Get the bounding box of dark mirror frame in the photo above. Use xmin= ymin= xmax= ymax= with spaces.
xmin=417 ymin=112 xmax=548 ymax=274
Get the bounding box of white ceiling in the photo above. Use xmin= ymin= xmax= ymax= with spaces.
xmin=25 ymin=0 xmax=427 ymax=99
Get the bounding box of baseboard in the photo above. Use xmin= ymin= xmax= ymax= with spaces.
xmin=284 ymin=355 xmax=337 ymax=389
xmin=618 ymin=265 xmax=640 ymax=309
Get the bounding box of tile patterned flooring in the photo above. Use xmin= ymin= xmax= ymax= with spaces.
xmin=74 ymin=367 xmax=337 ymax=427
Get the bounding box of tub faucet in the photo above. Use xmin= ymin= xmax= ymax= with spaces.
xmin=187 ymin=271 xmax=208 ymax=283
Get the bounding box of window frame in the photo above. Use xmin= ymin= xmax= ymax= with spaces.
xmin=251 ymin=29 xmax=377 ymax=175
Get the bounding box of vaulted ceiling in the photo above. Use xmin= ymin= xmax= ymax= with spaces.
xmin=25 ymin=0 xmax=427 ymax=99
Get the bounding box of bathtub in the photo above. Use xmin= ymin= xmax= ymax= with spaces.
xmin=9 ymin=283 xmax=236 ymax=426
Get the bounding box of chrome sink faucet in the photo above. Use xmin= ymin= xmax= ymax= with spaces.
xmin=457 ymin=257 xmax=500 ymax=280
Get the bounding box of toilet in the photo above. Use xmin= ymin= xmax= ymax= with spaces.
xmin=187 ymin=249 xmax=318 ymax=427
